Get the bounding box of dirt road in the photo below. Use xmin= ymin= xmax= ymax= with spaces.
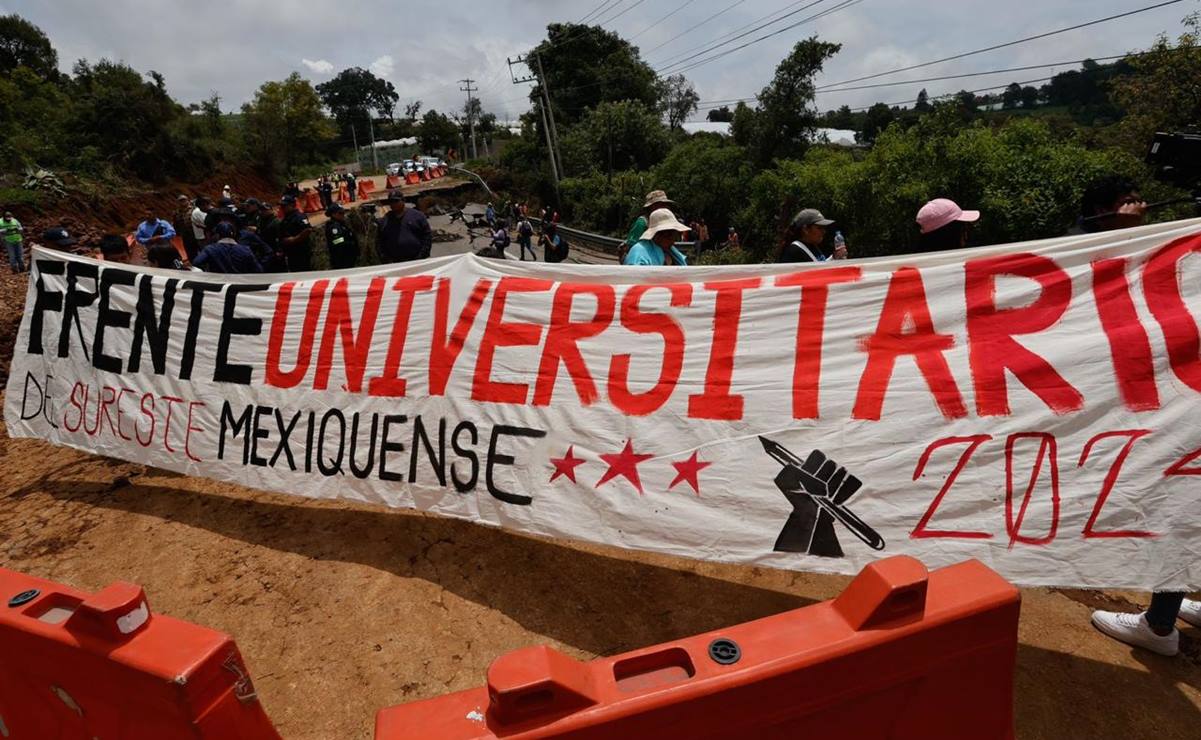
xmin=0 ymin=269 xmax=1196 ymax=739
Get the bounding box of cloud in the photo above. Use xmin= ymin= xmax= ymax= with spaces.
xmin=302 ymin=58 xmax=334 ymax=75
xmin=370 ymin=55 xmax=395 ymax=79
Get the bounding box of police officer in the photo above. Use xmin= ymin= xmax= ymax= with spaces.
xmin=278 ymin=195 xmax=314 ymax=271
xmin=324 ymin=203 xmax=360 ymax=270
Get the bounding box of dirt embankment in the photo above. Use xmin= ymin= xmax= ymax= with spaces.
xmin=6 ymin=169 xmax=280 ymax=251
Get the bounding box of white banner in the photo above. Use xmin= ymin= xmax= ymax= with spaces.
xmin=8 ymin=221 xmax=1201 ymax=589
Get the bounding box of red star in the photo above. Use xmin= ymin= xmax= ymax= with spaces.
xmin=549 ymin=446 xmax=586 ymax=483
xmin=669 ymin=452 xmax=712 ymax=495
xmin=596 ymin=440 xmax=654 ymax=494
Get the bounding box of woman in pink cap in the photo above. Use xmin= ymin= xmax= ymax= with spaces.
xmin=915 ymin=198 xmax=980 ymax=251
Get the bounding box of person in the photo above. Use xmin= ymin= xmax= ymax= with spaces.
xmin=485 ymin=202 xmax=496 ymax=229
xmin=278 ymin=195 xmax=314 ymax=271
xmin=346 ymin=171 xmax=357 ymax=203
xmin=623 ymin=190 xmax=677 ymax=264
xmin=516 ymin=216 xmax=537 ymax=261
xmin=41 ymin=222 xmax=79 ymax=252
xmin=725 ymin=226 xmax=740 ymax=249
xmin=915 ymin=198 xmax=980 ymax=252
xmin=191 ymin=196 xmax=211 ymax=245
xmin=135 ymin=208 xmax=177 ymax=253
xmin=324 ymin=203 xmax=360 ymax=270
xmin=776 ymin=209 xmax=848 ymax=263
xmin=1084 ymin=174 xmax=1196 ymax=656
xmin=623 ymin=208 xmax=690 ymax=266
xmin=193 ymin=222 xmax=262 ymax=274
xmin=376 ymin=190 xmax=432 ymax=263
xmin=98 ymin=234 xmax=132 ymax=264
xmin=173 ymin=195 xmax=199 ymax=261
xmin=242 ymin=198 xmax=286 ymax=271
xmin=318 ymin=177 xmax=334 ymax=211
xmin=222 ymin=184 xmax=233 ymax=201
xmin=147 ymin=241 xmax=187 ymax=270
xmin=1070 ymin=175 xmax=1148 ymax=235
xmin=489 ymin=218 xmax=511 ymax=258
xmin=539 ymin=222 xmax=569 ymax=263
xmin=698 ymin=218 xmax=710 ymax=249
xmin=1 ymin=210 xmax=25 ymax=273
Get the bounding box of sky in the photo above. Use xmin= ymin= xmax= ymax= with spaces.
xmin=1 ymin=0 xmax=1194 ymax=122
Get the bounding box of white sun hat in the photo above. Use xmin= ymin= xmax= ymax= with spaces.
xmin=639 ymin=208 xmax=692 ymax=241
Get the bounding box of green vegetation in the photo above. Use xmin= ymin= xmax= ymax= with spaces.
xmin=496 ymin=15 xmax=1201 ymax=261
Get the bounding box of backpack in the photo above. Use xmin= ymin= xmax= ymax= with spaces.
xmin=519 ymin=220 xmax=533 ymax=237
xmin=546 ymin=234 xmax=570 ymax=263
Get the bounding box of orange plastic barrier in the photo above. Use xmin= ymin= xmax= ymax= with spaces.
xmin=302 ymin=190 xmax=323 ymax=214
xmin=358 ymin=179 xmax=376 ymax=200
xmin=420 ymin=168 xmax=432 ymax=182
xmin=386 ymin=175 xmax=402 ymax=189
xmin=405 ymin=172 xmax=420 ymax=185
xmin=0 ymin=568 xmax=282 ymax=739
xmin=376 ymin=557 xmax=1020 ymax=740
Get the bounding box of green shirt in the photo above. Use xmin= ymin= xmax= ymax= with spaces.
xmin=0 ymin=217 xmax=22 ymax=245
xmin=624 ymin=215 xmax=648 ymax=247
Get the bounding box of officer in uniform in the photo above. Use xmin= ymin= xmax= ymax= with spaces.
xmin=324 ymin=203 xmax=360 ymax=270
xmin=278 ymin=195 xmax=314 ymax=271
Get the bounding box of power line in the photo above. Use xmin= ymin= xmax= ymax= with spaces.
xmin=597 ymin=0 xmax=650 ymax=26
xmin=816 ymin=0 xmax=1185 ymax=89
xmin=817 ymin=53 xmax=1132 ymax=93
xmin=580 ymin=0 xmax=622 ymax=24
xmin=654 ymin=0 xmax=829 ymax=68
xmin=645 ymin=0 xmax=749 ymax=55
xmin=629 ymin=0 xmax=699 ymax=41
xmin=666 ymin=0 xmax=866 ymax=76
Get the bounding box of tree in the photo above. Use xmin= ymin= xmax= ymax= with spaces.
xmin=242 ymin=72 xmax=334 ymax=174
xmin=200 ymin=93 xmax=224 ymax=136
xmin=69 ymin=59 xmax=184 ymax=180
xmin=1111 ymin=13 xmax=1201 ymax=153
xmin=915 ymin=88 xmax=932 ymax=112
xmin=857 ymin=103 xmax=896 ymax=144
xmin=316 ymin=67 xmax=399 ymax=129
xmin=529 ymin=23 xmax=660 ymax=127
xmin=654 ymin=137 xmax=753 ymax=236
xmin=826 ymin=104 xmax=855 ymax=130
xmin=731 ymin=101 xmax=756 ymax=147
xmin=707 ymin=106 xmax=734 ymax=123
xmin=742 ymin=37 xmax=841 ymax=166
xmin=559 ymin=100 xmax=670 ymax=177
xmin=417 ymin=109 xmax=459 ymax=151
xmin=658 ymin=73 xmax=700 ymax=129
xmin=404 ymin=100 xmax=423 ymax=121
xmin=1020 ymin=86 xmax=1041 ymax=109
xmin=954 ymin=90 xmax=978 ymax=114
xmin=1002 ymin=83 xmax=1022 ymax=110
xmin=0 ymin=14 xmax=58 ymax=80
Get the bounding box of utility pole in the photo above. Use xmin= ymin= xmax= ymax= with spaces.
xmin=350 ymin=124 xmax=360 ymax=170
xmin=367 ymin=112 xmax=379 ymax=172
xmin=459 ymin=79 xmax=478 ymax=160
xmin=508 ymin=55 xmax=562 ymax=191
xmin=533 ymin=54 xmax=563 ymax=179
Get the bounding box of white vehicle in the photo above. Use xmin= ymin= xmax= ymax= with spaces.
xmin=386 ymin=162 xmax=402 ymax=176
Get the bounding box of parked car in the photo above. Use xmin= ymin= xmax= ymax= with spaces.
xmin=386 ymin=162 xmax=402 ymax=176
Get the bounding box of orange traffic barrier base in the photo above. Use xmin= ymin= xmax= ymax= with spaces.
xmin=0 ymin=568 xmax=282 ymax=739
xmin=302 ymin=190 xmax=323 ymax=214
xmin=405 ymin=172 xmax=420 ymax=185
xmin=358 ymin=178 xmax=376 ymax=200
xmin=376 ymin=556 xmax=1020 ymax=740
xmin=386 ymin=175 xmax=402 ymax=189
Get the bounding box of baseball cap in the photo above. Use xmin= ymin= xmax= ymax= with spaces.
xmin=916 ymin=199 xmax=980 ymax=235
xmin=242 ymin=197 xmax=262 ymax=209
xmin=280 ymin=195 xmax=297 ymax=206
xmin=42 ymin=226 xmax=77 ymax=248
xmin=385 ymin=189 xmax=405 ymax=203
xmin=214 ymin=222 xmax=237 ymax=239
xmin=325 ymin=202 xmax=344 ymax=216
xmin=791 ymin=209 xmax=835 ymax=228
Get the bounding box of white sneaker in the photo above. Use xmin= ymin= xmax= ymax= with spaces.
xmin=1091 ymin=610 xmax=1179 ymax=656
xmin=1180 ymin=599 xmax=1201 ymax=628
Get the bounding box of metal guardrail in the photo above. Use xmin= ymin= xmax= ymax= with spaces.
xmin=530 ymin=218 xmax=699 ymax=259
